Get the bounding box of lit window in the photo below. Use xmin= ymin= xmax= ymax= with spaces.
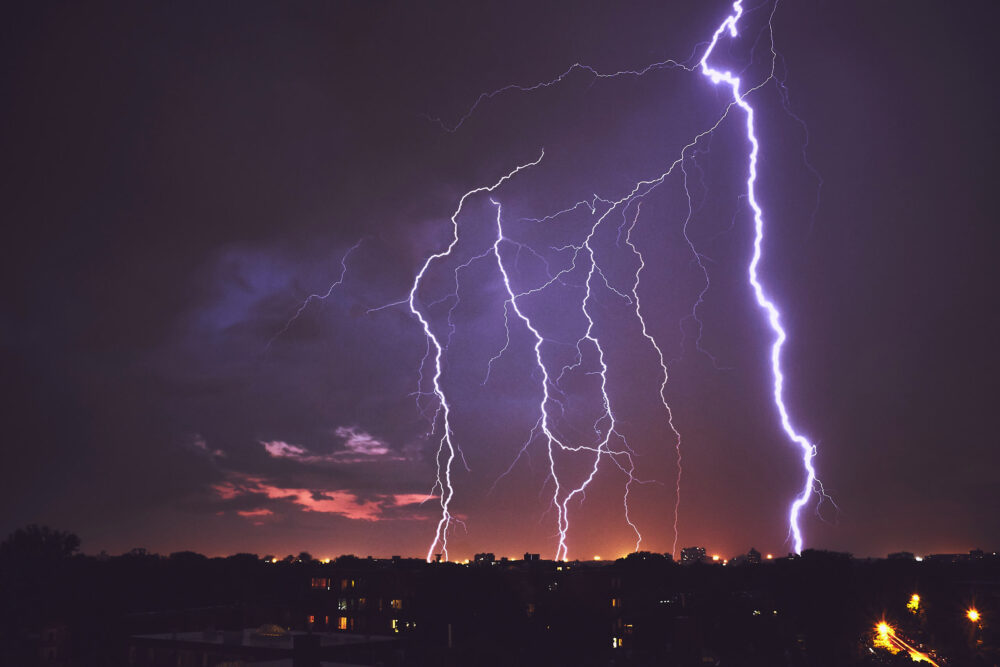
xmin=611 ymin=597 xmax=620 ymax=608
xmin=390 ymin=599 xmax=403 ymax=610
xmin=308 ymin=615 xmax=315 ymax=625
xmin=338 ymin=598 xmax=348 ymax=611
xmin=338 ymin=616 xmax=348 ymax=630
xmin=391 ymin=619 xmax=399 ymax=633
xmin=311 ymin=578 xmax=328 ymax=589
xmin=612 ymin=637 xmax=622 ymax=648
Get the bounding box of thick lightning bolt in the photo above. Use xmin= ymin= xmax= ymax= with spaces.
xmin=699 ymin=0 xmax=817 ymax=554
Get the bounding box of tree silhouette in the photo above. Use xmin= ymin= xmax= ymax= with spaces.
xmin=0 ymin=524 xmax=80 ymax=563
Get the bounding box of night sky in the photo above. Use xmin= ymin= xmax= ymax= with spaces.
xmin=2 ymin=0 xmax=997 ymax=561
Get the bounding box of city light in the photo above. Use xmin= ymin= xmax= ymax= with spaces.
xmin=766 ymin=554 xmax=773 ymax=560
xmin=907 ymin=594 xmax=920 ymax=613
xmin=873 ymin=620 xmax=941 ymax=666
xmin=874 ymin=622 xmax=898 ymax=653
xmin=967 ymin=608 xmax=981 ymax=623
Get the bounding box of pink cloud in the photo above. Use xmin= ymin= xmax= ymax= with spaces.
xmin=211 ymin=474 xmax=428 ymax=522
xmin=254 ymin=481 xmax=381 ymax=521
xmin=260 ymin=427 xmax=406 ymax=466
xmin=391 ymin=493 xmax=434 ymax=506
xmin=212 ymin=482 xmax=240 ymax=500
xmin=333 ymin=426 xmax=390 ymax=456
xmin=262 ymin=441 xmax=309 ymax=459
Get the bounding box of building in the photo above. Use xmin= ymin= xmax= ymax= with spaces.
xmin=680 ymin=547 xmax=706 ymax=566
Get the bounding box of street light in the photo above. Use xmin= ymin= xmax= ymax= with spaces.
xmin=966 ymin=608 xmax=981 ymax=623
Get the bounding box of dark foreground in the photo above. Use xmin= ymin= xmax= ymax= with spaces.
xmin=2 ymin=530 xmax=998 ymax=666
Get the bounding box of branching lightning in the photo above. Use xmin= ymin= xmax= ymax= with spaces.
xmin=405 ymin=154 xmax=545 ymax=561
xmin=308 ymin=0 xmax=826 ymax=560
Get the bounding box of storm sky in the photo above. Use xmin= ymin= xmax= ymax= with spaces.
xmin=2 ymin=0 xmax=997 ymax=561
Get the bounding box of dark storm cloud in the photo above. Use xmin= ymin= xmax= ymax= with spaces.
xmin=2 ymin=0 xmax=997 ymax=559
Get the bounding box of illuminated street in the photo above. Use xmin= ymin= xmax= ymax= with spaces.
xmin=874 ymin=621 xmax=940 ymax=665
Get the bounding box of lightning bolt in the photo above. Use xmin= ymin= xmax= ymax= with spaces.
xmin=488 ymin=197 xmax=645 ymax=560
xmin=699 ymin=0 xmax=818 ymax=554
xmin=265 ymin=239 xmax=365 ymax=351
xmin=339 ymin=0 xmax=826 ymax=560
xmin=622 ymin=202 xmax=684 ymax=557
xmin=404 ymin=154 xmax=545 ymax=562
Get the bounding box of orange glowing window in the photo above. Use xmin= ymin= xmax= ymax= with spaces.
xmin=390 ymin=599 xmax=403 ymax=610
xmin=611 ymin=597 xmax=620 ymax=608
xmin=338 ymin=616 xmax=348 ymax=630
xmin=308 ymin=615 xmax=315 ymax=625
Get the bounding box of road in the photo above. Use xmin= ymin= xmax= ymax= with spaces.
xmin=875 ymin=622 xmax=941 ymax=666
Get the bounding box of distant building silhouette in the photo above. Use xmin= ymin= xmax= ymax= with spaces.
xmin=680 ymin=547 xmax=706 ymax=565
